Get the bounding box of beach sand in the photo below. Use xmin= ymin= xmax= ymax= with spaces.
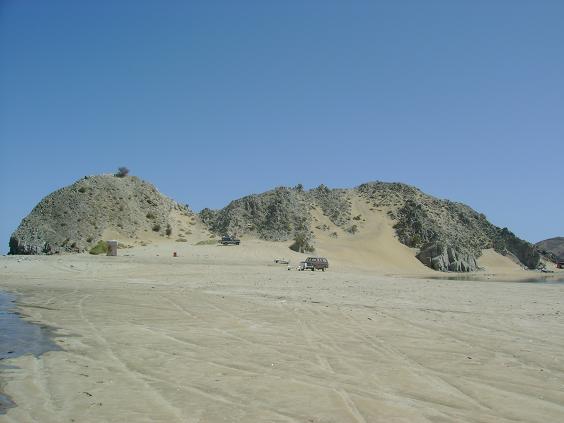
xmin=1 ymin=241 xmax=563 ymax=422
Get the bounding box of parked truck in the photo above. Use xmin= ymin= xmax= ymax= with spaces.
xmin=218 ymin=235 xmax=240 ymax=246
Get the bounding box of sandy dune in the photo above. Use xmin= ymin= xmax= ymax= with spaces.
xmin=1 ymin=240 xmax=563 ymax=423
xmin=311 ymin=201 xmax=433 ymax=276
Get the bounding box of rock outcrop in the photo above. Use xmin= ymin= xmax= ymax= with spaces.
xmin=9 ymin=174 xmax=193 ymax=254
xmin=416 ymin=243 xmax=478 ymax=272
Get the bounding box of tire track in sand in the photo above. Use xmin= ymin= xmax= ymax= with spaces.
xmin=294 ymin=308 xmax=368 ymax=423
xmin=77 ymin=294 xmax=187 ymax=422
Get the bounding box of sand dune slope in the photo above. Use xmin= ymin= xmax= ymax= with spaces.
xmin=312 ymin=196 xmax=432 ymax=275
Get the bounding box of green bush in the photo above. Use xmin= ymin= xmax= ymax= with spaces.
xmin=290 ymin=231 xmax=315 ymax=253
xmin=347 ymin=224 xmax=358 ymax=234
xmin=89 ymin=241 xmax=108 ymax=255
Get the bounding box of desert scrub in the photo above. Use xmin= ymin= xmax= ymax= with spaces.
xmin=347 ymin=224 xmax=358 ymax=234
xmin=290 ymin=231 xmax=315 ymax=253
xmin=176 ymin=238 xmax=188 ymax=242
xmin=152 ymin=224 xmax=161 ymax=232
xmin=89 ymin=240 xmax=108 ymax=255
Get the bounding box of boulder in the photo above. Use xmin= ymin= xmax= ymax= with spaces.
xmin=417 ymin=243 xmax=478 ymax=272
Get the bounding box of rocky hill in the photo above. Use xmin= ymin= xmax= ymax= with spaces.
xmin=535 ymin=237 xmax=564 ymax=260
xmin=10 ymin=175 xmax=541 ymax=273
xmin=201 ymin=182 xmax=541 ymax=272
xmin=356 ymin=182 xmax=540 ymax=271
xmin=199 ymin=184 xmax=351 ymax=241
xmin=9 ymin=174 xmax=198 ymax=254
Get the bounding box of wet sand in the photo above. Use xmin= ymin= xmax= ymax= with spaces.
xmin=0 ymin=246 xmax=563 ymax=422
xmin=0 ymin=291 xmax=60 ymax=415
xmin=0 ymin=292 xmax=60 ymax=361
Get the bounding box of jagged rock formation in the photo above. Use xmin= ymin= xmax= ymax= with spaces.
xmin=9 ymin=174 xmax=193 ymax=254
xmin=416 ymin=243 xmax=478 ymax=272
xmin=535 ymin=237 xmax=564 ymax=260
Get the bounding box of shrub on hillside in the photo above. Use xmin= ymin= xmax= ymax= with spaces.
xmin=347 ymin=224 xmax=358 ymax=234
xmin=89 ymin=240 xmax=108 ymax=255
xmin=115 ymin=167 xmax=130 ymax=177
xmin=290 ymin=231 xmax=315 ymax=253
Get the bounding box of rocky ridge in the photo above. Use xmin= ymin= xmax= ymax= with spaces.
xmin=10 ymin=175 xmax=542 ymax=273
xmin=202 ymin=181 xmax=541 ymax=272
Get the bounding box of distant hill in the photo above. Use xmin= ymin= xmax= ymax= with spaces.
xmin=200 ymin=182 xmax=541 ymax=272
xmin=10 ymin=175 xmax=541 ymax=273
xmin=9 ymin=174 xmax=204 ymax=254
xmin=535 ymin=237 xmax=564 ymax=259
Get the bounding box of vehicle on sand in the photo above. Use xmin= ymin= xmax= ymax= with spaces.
xmin=218 ymin=235 xmax=240 ymax=245
xmin=298 ymin=257 xmax=329 ymax=271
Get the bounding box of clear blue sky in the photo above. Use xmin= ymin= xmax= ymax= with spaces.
xmin=1 ymin=1 xmax=563 ymax=254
